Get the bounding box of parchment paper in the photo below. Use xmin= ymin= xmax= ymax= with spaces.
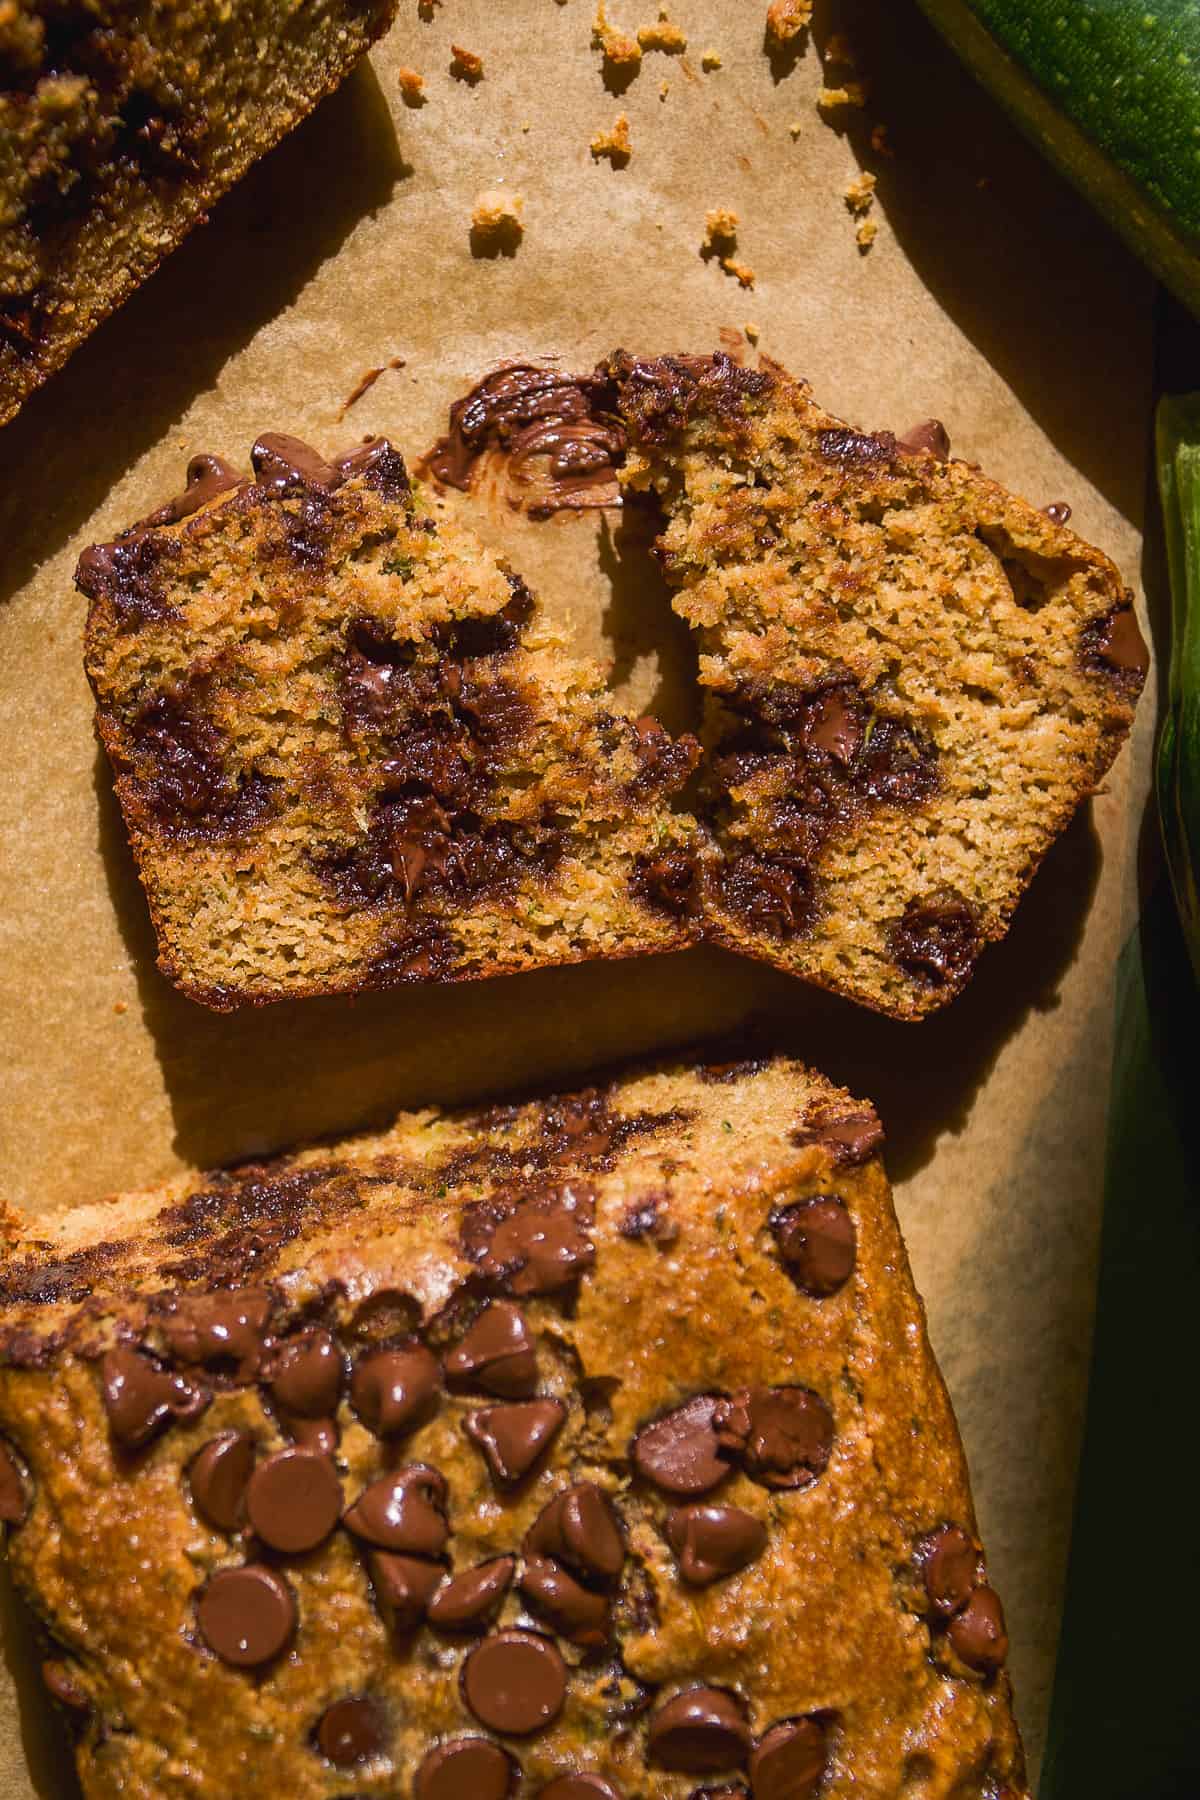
xmin=0 ymin=0 xmax=1156 ymax=1791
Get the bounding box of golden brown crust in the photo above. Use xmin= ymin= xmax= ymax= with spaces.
xmin=0 ymin=1053 xmax=1027 ymax=1799
xmin=0 ymin=0 xmax=397 ymax=426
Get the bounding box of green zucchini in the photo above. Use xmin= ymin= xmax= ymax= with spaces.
xmin=916 ymin=0 xmax=1200 ymax=315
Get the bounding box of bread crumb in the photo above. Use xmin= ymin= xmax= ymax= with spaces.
xmin=471 ymin=189 xmax=524 ymax=252
xmin=593 ymin=1 xmax=643 ymax=67
xmin=817 ymin=82 xmax=867 ymax=112
xmin=723 ymin=258 xmax=755 ymax=289
xmin=788 ymin=119 xmax=803 ymax=139
xmin=856 ymin=218 xmax=878 ymax=252
xmin=745 ymin=321 xmax=760 ymax=343
xmin=844 ymin=171 xmax=876 ymax=214
xmin=397 ymin=67 xmax=425 ymax=105
xmin=417 ymin=0 xmax=440 ymax=17
xmin=704 ymin=207 xmax=739 ymax=248
xmin=637 ymin=6 xmax=686 ymax=52
xmin=113 ymin=1000 xmax=128 ymax=1015
xmin=450 ymin=43 xmax=484 ymax=82
xmin=591 ymin=114 xmax=632 ymax=164
xmin=870 ymin=122 xmax=893 ymax=158
xmin=659 ymin=77 xmax=670 ymax=98
xmin=765 ymin=0 xmax=812 ymax=48
xmin=701 ymin=46 xmax=721 ymax=69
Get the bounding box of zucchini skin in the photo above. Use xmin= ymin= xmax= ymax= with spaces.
xmin=917 ymin=0 xmax=1200 ymax=314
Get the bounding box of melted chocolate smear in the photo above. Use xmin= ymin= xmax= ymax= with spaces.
xmin=889 ymin=895 xmax=981 ymax=990
xmin=128 ymin=680 xmax=277 ymax=843
xmin=419 ymin=362 xmax=626 ymax=514
xmin=599 ymin=349 xmax=774 ymax=447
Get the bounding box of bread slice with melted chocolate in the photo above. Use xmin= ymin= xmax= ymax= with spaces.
xmin=600 ymin=350 xmax=1147 ymax=1019
xmin=0 ymin=1051 xmax=1028 ymax=1799
xmin=80 ymin=434 xmax=701 ymax=1007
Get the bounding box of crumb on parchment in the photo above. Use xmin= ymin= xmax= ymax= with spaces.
xmin=417 ymin=0 xmax=440 ymax=17
xmin=637 ymin=6 xmax=686 ymax=52
xmin=765 ymin=0 xmax=812 ymax=48
xmin=723 ymin=258 xmax=755 ymax=288
xmin=856 ymin=218 xmax=878 ymax=251
xmin=397 ymin=67 xmax=425 ymax=104
xmin=701 ymin=46 xmax=721 ymax=69
xmin=471 ymin=189 xmax=524 ymax=252
xmin=844 ymin=171 xmax=876 ymax=214
xmin=593 ymin=1 xmax=643 ymax=67
xmin=591 ymin=114 xmax=632 ymax=163
xmin=817 ymin=81 xmax=867 ymax=112
xmin=745 ymin=321 xmax=760 ymax=343
xmin=659 ymin=78 xmax=669 ymax=97
xmin=450 ymin=43 xmax=484 ymax=82
xmin=702 ymin=210 xmax=754 ymax=287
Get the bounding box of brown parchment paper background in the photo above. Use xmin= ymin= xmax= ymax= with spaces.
xmin=0 ymin=0 xmax=1157 ymax=1792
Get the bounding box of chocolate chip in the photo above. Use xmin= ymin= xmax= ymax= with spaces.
xmin=889 ymin=896 xmax=980 ymax=990
xmin=1043 ymin=501 xmax=1072 ymax=525
xmin=342 ymin=1465 xmax=450 ymax=1554
xmin=525 ymin=1483 xmax=625 ymax=1583
xmin=465 ymin=1399 xmax=566 ymax=1486
xmin=315 ymin=1695 xmax=387 ymax=1766
xmin=428 ymin=1556 xmax=516 ymax=1632
xmin=816 ymin=427 xmax=894 ymax=466
xmin=712 ymin=1387 xmax=833 ymax=1490
xmin=188 ymin=1432 xmax=255 ymax=1533
xmin=619 ymin=1195 xmax=679 ymax=1244
xmin=471 ymin=1185 xmax=596 ymax=1296
xmin=101 ymin=1345 xmax=208 ymax=1448
xmin=538 ymin=1780 xmax=623 ymax=1800
xmin=0 ymin=1439 xmax=27 ymax=1525
xmin=252 ymin=432 xmax=341 ymax=491
xmin=351 ymin=1343 xmax=441 ymax=1435
xmin=770 ymin=1198 xmax=856 ymax=1297
xmin=196 ymin=1564 xmax=295 ymax=1666
xmin=415 ymin=1737 xmax=518 ymax=1800
xmin=520 ymin=1556 xmax=611 ymax=1645
xmin=1079 ymin=602 xmax=1149 ymax=692
xmin=805 ymin=687 xmax=863 ymax=764
xmin=646 ymin=1687 xmax=752 ymax=1773
xmin=367 ymin=1551 xmax=443 ymax=1633
xmin=444 ymin=1302 xmax=538 ymax=1398
xmin=920 ymin=1525 xmax=980 ymax=1618
xmin=790 ymin=1110 xmax=884 ymax=1166
xmin=159 ymin=1287 xmax=272 ymax=1376
xmin=896 ymin=419 xmax=950 ymax=458
xmin=947 ymin=1585 xmax=1008 ymax=1672
xmin=267 ymin=1328 xmax=343 ymax=1417
xmin=41 ymin=1660 xmax=89 ymax=1712
xmin=632 ymin=1395 xmax=729 ymax=1496
xmin=287 ymin=1415 xmax=339 ymax=1455
xmin=665 ymin=1504 xmax=767 ymax=1585
xmin=462 ymin=1630 xmax=567 ymax=1735
xmin=749 ymin=1717 xmax=830 ymax=1800
xmin=245 ymin=1446 xmax=342 ymax=1552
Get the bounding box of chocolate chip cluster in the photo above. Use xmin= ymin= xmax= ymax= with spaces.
xmin=917 ymin=1525 xmax=1009 ymax=1675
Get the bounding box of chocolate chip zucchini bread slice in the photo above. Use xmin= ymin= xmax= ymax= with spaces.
xmin=79 ymin=435 xmax=700 ymax=1006
xmin=0 ymin=0 xmax=396 ymax=426
xmin=600 ymin=350 xmax=1148 ymax=1019
xmin=0 ymin=1052 xmax=1027 ymax=1800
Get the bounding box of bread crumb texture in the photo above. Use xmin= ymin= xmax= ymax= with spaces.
xmin=637 ymin=6 xmax=686 ymax=53
xmin=450 ymin=43 xmax=485 ymax=83
xmin=471 ymin=188 xmax=525 ymax=249
xmin=592 ymin=0 xmax=642 ymax=67
xmin=766 ymin=0 xmax=812 ymax=48
xmin=0 ymin=1052 xmax=1030 ymax=1799
xmin=590 ymin=114 xmax=632 ymax=164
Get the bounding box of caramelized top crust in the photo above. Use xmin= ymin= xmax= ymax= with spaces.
xmin=0 ymin=1055 xmax=1027 ymax=1799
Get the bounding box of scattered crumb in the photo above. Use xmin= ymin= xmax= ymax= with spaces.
xmin=659 ymin=78 xmax=670 ymax=98
xmin=450 ymin=43 xmax=484 ymax=82
xmin=637 ymin=6 xmax=686 ymax=52
xmin=724 ymin=258 xmax=755 ymax=288
xmin=417 ymin=0 xmax=440 ymax=17
xmin=870 ymin=122 xmax=893 ymax=158
xmin=817 ymin=81 xmax=867 ymax=112
xmin=339 ymin=357 xmax=406 ymax=420
xmin=765 ymin=0 xmax=811 ymax=48
xmin=701 ymin=46 xmax=721 ymax=70
xmin=471 ymin=189 xmax=524 ymax=254
xmin=593 ymin=0 xmax=643 ymax=68
xmin=396 ymin=67 xmax=425 ymax=105
xmin=590 ymin=113 xmax=632 ymax=164
xmin=113 ymin=1000 xmax=127 ymax=1016
xmin=856 ymin=218 xmax=878 ymax=252
xmin=704 ymin=207 xmax=739 ymax=248
xmin=789 ymin=119 xmax=803 ymax=138
xmin=744 ymin=321 xmax=760 ymax=343
xmin=844 ymin=171 xmax=877 ymax=214
xmin=823 ymin=31 xmax=856 ymax=66
xmin=521 ymin=120 xmax=532 ymax=132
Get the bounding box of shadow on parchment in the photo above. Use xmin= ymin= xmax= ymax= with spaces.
xmin=598 ymin=504 xmax=701 ymax=735
xmin=0 ymin=1569 xmax=81 ymax=1800
xmin=94 ymin=726 xmax=1101 ymax=1192
xmin=0 ymin=59 xmax=408 ymax=605
xmin=796 ymin=0 xmax=1151 ymax=531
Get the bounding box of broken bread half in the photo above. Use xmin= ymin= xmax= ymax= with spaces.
xmin=600 ymin=349 xmax=1146 ymax=1018
xmin=0 ymin=1051 xmax=1027 ymax=1799
xmin=79 ymin=434 xmax=701 ymax=1008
